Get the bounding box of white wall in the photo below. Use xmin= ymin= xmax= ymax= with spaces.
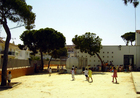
xmin=76 ymin=45 xmax=138 ymax=67
xmin=17 ymin=50 xmax=31 ymax=60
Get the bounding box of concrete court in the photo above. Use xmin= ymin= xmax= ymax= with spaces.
xmin=0 ymin=72 xmax=140 ymax=98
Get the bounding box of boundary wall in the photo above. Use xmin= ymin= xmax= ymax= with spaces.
xmin=0 ymin=66 xmax=34 ymax=82
xmin=0 ymin=59 xmax=67 ymax=82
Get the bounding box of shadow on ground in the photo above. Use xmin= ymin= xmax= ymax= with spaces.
xmin=93 ymin=72 xmax=106 ymax=75
xmin=0 ymin=82 xmax=21 ymax=91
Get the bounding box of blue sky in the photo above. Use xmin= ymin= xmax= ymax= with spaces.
xmin=0 ymin=0 xmax=140 ymax=45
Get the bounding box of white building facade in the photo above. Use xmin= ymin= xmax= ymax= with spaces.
xmin=72 ymin=30 xmax=140 ymax=69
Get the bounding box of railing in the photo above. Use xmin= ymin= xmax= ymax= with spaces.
xmin=0 ymin=51 xmax=15 ymax=55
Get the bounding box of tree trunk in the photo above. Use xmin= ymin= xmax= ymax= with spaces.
xmin=1 ymin=21 xmax=11 ymax=86
xmin=40 ymin=50 xmax=44 ymax=70
xmin=48 ymin=56 xmax=52 ymax=68
xmin=95 ymin=53 xmax=103 ymax=66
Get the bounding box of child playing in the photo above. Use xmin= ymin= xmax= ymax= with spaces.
xmin=7 ymin=71 xmax=12 ymax=86
xmin=88 ymin=68 xmax=93 ymax=82
xmin=99 ymin=66 xmax=101 ymax=72
xmin=49 ymin=67 xmax=52 ymax=76
xmin=71 ymin=68 xmax=75 ymax=81
xmin=112 ymin=67 xmax=117 ymax=83
xmin=83 ymin=68 xmax=88 ymax=81
xmin=129 ymin=65 xmax=132 ymax=72
xmin=57 ymin=65 xmax=59 ymax=72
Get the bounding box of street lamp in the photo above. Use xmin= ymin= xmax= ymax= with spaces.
xmin=133 ymin=0 xmax=139 ymax=32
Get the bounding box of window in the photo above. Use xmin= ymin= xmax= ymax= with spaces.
xmin=112 ymin=56 xmax=113 ymax=58
xmin=112 ymin=52 xmax=113 ymax=54
xmin=107 ymin=56 xmax=109 ymax=58
xmin=103 ymin=56 xmax=104 ymax=58
xmin=107 ymin=52 xmax=109 ymax=54
xmin=103 ymin=52 xmax=104 ymax=53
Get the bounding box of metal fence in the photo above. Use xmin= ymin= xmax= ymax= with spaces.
xmin=0 ymin=59 xmax=32 ymax=69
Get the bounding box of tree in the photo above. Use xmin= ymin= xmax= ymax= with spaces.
xmin=72 ymin=32 xmax=103 ymax=65
xmin=20 ymin=30 xmax=38 ymax=55
xmin=121 ymin=32 xmax=135 ymax=46
xmin=48 ymin=47 xmax=67 ymax=68
xmin=123 ymin=0 xmax=139 ymax=5
xmin=20 ymin=27 xmax=66 ymax=70
xmin=0 ymin=0 xmax=35 ymax=86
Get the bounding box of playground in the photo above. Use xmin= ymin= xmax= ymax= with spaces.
xmin=0 ymin=72 xmax=140 ymax=98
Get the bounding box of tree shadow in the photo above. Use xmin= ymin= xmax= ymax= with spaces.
xmin=0 ymin=82 xmax=21 ymax=91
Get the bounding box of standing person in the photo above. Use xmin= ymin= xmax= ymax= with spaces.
xmin=71 ymin=68 xmax=75 ymax=81
xmin=112 ymin=67 xmax=117 ymax=83
xmin=88 ymin=68 xmax=93 ymax=82
xmin=7 ymin=71 xmax=12 ymax=86
xmin=49 ymin=67 xmax=52 ymax=76
xmin=129 ymin=65 xmax=132 ymax=72
xmin=57 ymin=65 xmax=59 ymax=72
xmin=83 ymin=68 xmax=89 ymax=81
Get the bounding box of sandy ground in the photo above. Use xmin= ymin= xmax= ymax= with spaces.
xmin=0 ymin=72 xmax=140 ymax=98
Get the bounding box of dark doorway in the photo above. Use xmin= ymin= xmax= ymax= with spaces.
xmin=124 ymin=55 xmax=134 ymax=69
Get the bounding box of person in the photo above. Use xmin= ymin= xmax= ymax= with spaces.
xmin=7 ymin=71 xmax=12 ymax=86
xmin=83 ymin=68 xmax=88 ymax=81
xmin=71 ymin=68 xmax=75 ymax=80
xmin=129 ymin=65 xmax=132 ymax=72
xmin=57 ymin=65 xmax=59 ymax=72
xmin=61 ymin=65 xmax=63 ymax=70
xmin=49 ymin=67 xmax=52 ymax=76
xmin=99 ymin=66 xmax=102 ymax=72
xmin=88 ymin=68 xmax=93 ymax=82
xmin=112 ymin=67 xmax=117 ymax=83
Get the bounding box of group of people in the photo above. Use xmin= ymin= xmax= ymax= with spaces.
xmin=71 ymin=65 xmax=118 ymax=83
xmin=71 ymin=65 xmax=93 ymax=82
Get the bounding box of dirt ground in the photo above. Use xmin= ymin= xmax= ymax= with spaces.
xmin=0 ymin=72 xmax=140 ymax=98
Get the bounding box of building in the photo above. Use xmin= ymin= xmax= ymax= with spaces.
xmin=67 ymin=30 xmax=140 ymax=69
xmin=65 ymin=45 xmax=75 ymax=57
xmin=0 ymin=37 xmax=30 ymax=60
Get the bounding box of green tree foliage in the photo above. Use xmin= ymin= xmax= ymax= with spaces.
xmin=121 ymin=32 xmax=135 ymax=46
xmin=0 ymin=0 xmax=35 ymax=86
xmin=72 ymin=32 xmax=103 ymax=65
xmin=123 ymin=0 xmax=139 ymax=7
xmin=48 ymin=47 xmax=67 ymax=68
xmin=20 ymin=27 xmax=66 ymax=70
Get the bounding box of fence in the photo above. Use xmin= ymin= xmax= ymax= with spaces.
xmin=0 ymin=58 xmax=67 ymax=82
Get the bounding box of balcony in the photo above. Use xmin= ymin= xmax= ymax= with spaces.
xmin=0 ymin=51 xmax=15 ymax=55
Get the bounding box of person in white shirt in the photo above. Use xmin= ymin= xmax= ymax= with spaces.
xmin=7 ymin=71 xmax=12 ymax=86
xmin=49 ymin=68 xmax=52 ymax=76
xmin=83 ymin=68 xmax=89 ymax=81
xmin=71 ymin=68 xmax=75 ymax=80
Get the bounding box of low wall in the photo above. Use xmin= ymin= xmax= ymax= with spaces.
xmin=0 ymin=66 xmax=35 ymax=82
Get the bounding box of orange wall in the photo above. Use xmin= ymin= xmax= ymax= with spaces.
xmin=0 ymin=67 xmax=35 ymax=82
